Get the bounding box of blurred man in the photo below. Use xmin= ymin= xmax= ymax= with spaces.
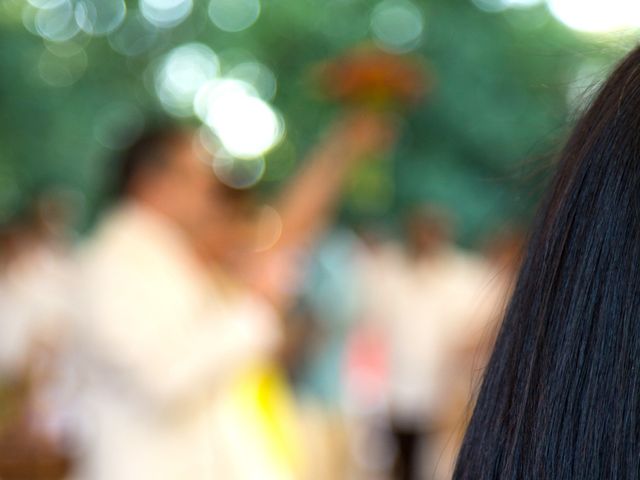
xmin=0 ymin=193 xmax=77 ymax=480
xmin=70 ymin=113 xmax=394 ymax=480
xmin=356 ymin=208 xmax=500 ymax=480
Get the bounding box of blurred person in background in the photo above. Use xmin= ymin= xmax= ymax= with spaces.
xmin=269 ymin=228 xmax=367 ymax=480
xmin=0 ymin=190 xmax=78 ymax=479
xmin=192 ymin=113 xmax=395 ymax=480
xmin=69 ymin=111 xmax=395 ymax=480
xmin=0 ymin=192 xmax=76 ymax=379
xmin=354 ymin=207 xmax=504 ymax=480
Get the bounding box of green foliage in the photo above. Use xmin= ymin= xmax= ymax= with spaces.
xmin=0 ymin=0 xmax=630 ymax=242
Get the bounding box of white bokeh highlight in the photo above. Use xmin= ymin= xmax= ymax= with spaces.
xmin=208 ymin=0 xmax=261 ymax=32
xmin=546 ymin=0 xmax=640 ymax=33
xmin=195 ymin=79 xmax=283 ymax=159
xmin=154 ymin=43 xmax=220 ymax=116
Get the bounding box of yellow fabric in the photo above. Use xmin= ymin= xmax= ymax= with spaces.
xmin=226 ymin=363 xmax=304 ymax=477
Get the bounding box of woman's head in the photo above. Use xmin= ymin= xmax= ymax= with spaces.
xmin=454 ymin=45 xmax=640 ymax=479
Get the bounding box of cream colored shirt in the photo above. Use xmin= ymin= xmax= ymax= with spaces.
xmin=70 ymin=202 xmax=280 ymax=480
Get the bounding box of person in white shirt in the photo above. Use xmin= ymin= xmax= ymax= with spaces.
xmin=0 ymin=196 xmax=77 ymax=479
xmin=70 ymin=112 xmax=396 ymax=480
xmin=356 ymin=208 xmax=503 ymax=480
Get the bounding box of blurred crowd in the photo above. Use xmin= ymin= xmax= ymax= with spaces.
xmin=0 ymin=111 xmax=520 ymax=480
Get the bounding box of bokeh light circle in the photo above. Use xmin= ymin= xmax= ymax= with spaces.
xmin=227 ymin=61 xmax=277 ymax=100
xmin=472 ymin=0 xmax=542 ymax=12
xmin=208 ymin=0 xmax=261 ymax=32
xmin=213 ymin=153 xmax=266 ymax=189
xmin=28 ymin=0 xmax=65 ymax=9
xmin=195 ymin=79 xmax=283 ymax=159
xmin=35 ymin=0 xmax=79 ymax=42
xmin=154 ymin=43 xmax=220 ymax=116
xmin=75 ymin=0 xmax=126 ymax=36
xmin=140 ymin=0 xmax=193 ymax=28
xmin=370 ymin=0 xmax=423 ymax=52
xmin=546 ymin=0 xmax=640 ymax=33
xmin=108 ymin=11 xmax=159 ymax=56
xmin=38 ymin=48 xmax=87 ymax=86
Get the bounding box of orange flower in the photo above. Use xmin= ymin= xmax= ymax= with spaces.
xmin=314 ymin=45 xmax=432 ymax=110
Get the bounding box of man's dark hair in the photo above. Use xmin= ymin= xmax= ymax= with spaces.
xmin=454 ymin=45 xmax=640 ymax=479
xmin=113 ymin=125 xmax=186 ymax=198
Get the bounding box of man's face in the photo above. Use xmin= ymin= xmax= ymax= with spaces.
xmin=148 ymin=132 xmax=257 ymax=259
xmin=159 ymin=133 xmax=218 ymax=233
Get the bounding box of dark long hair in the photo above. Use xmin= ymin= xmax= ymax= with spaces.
xmin=454 ymin=45 xmax=640 ymax=479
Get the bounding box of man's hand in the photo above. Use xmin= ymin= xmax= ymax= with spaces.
xmin=325 ymin=110 xmax=398 ymax=163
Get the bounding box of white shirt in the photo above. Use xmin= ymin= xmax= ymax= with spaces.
xmin=0 ymin=244 xmax=73 ymax=378
xmin=69 ymin=202 xmax=280 ymax=480
xmin=359 ymin=245 xmax=496 ymax=423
